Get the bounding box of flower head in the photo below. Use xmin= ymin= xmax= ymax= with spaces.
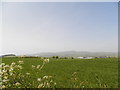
xmin=44 ymin=59 xmax=49 ymax=63
xmin=18 ymin=61 xmax=24 ymax=64
xmin=37 ymin=78 xmax=41 ymax=81
xmin=15 ymin=82 xmax=21 ymax=86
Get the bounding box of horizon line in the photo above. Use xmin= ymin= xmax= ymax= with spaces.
xmin=1 ymin=50 xmax=118 ymax=56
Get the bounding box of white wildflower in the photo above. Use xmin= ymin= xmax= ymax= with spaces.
xmin=3 ymin=76 xmax=8 ymax=79
xmin=4 ymin=65 xmax=9 ymax=68
xmin=38 ymin=83 xmax=43 ymax=88
xmin=54 ymin=82 xmax=56 ymax=85
xmin=44 ymin=59 xmax=49 ymax=63
xmin=2 ymin=85 xmax=6 ymax=88
xmin=37 ymin=78 xmax=41 ymax=81
xmin=82 ymin=86 xmax=85 ymax=88
xmin=17 ymin=65 xmax=22 ymax=69
xmin=50 ymin=80 xmax=53 ymax=83
xmin=26 ymin=73 xmax=30 ymax=75
xmin=9 ymin=68 xmax=13 ymax=72
xmin=2 ymin=70 xmax=7 ymax=73
xmin=1 ymin=63 xmax=5 ymax=66
xmin=15 ymin=82 xmax=21 ymax=86
xmin=43 ymin=76 xmax=48 ymax=79
xmin=37 ymin=65 xmax=40 ymax=69
xmin=11 ymin=62 xmax=16 ymax=66
xmin=73 ymin=72 xmax=77 ymax=74
xmin=32 ymin=65 xmax=35 ymax=68
xmin=18 ymin=61 xmax=24 ymax=64
xmin=3 ymin=79 xmax=9 ymax=82
xmin=46 ymin=82 xmax=50 ymax=86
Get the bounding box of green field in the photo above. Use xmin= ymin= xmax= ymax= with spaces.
xmin=2 ymin=57 xmax=118 ymax=88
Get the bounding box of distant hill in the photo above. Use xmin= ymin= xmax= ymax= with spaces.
xmin=29 ymin=51 xmax=117 ymax=57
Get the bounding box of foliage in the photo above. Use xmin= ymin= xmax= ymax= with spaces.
xmin=1 ymin=59 xmax=56 ymax=88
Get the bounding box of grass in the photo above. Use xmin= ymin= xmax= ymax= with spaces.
xmin=2 ymin=57 xmax=118 ymax=88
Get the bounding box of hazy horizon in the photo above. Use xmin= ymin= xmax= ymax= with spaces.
xmin=1 ymin=50 xmax=118 ymax=56
xmin=1 ymin=2 xmax=118 ymax=55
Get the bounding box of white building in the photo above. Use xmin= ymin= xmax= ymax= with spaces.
xmin=77 ymin=57 xmax=94 ymax=59
xmin=77 ymin=57 xmax=84 ymax=59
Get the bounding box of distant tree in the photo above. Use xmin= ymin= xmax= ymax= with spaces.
xmin=52 ymin=56 xmax=56 ymax=58
xmin=71 ymin=57 xmax=74 ymax=59
xmin=56 ymin=56 xmax=59 ymax=59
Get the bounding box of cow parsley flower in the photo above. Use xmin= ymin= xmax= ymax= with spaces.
xmin=15 ymin=82 xmax=21 ymax=86
xmin=18 ymin=61 xmax=24 ymax=64
xmin=44 ymin=59 xmax=49 ymax=63
xmin=37 ymin=78 xmax=41 ymax=81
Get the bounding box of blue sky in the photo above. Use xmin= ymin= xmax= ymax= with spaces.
xmin=2 ymin=2 xmax=118 ymax=55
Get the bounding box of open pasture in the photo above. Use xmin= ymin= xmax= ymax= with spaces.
xmin=2 ymin=57 xmax=118 ymax=88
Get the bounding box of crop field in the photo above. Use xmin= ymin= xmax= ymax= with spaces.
xmin=1 ymin=57 xmax=118 ymax=88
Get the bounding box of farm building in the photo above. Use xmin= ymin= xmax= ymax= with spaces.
xmin=1 ymin=54 xmax=16 ymax=58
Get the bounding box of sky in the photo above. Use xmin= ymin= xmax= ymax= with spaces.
xmin=1 ymin=0 xmax=119 ymax=2
xmin=1 ymin=2 xmax=118 ymax=55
